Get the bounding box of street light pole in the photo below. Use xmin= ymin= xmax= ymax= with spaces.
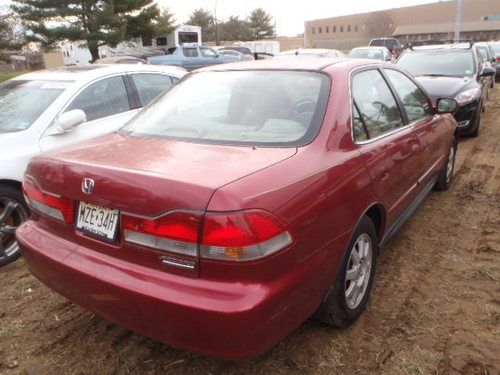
xmin=454 ymin=0 xmax=463 ymax=41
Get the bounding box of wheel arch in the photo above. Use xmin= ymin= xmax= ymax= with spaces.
xmin=363 ymin=203 xmax=386 ymax=245
xmin=0 ymin=179 xmax=22 ymax=192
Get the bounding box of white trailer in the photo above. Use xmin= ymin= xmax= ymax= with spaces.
xmin=235 ymin=40 xmax=280 ymax=55
xmin=153 ymin=25 xmax=202 ymax=49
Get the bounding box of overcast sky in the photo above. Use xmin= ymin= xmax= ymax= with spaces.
xmin=0 ymin=0 xmax=445 ymax=36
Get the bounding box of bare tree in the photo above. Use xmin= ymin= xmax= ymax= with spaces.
xmin=365 ymin=11 xmax=394 ymax=38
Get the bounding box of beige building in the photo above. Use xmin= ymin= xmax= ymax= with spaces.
xmin=305 ymin=0 xmax=500 ymax=50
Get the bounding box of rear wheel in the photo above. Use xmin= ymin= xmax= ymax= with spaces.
xmin=313 ymin=216 xmax=378 ymax=327
xmin=0 ymin=185 xmax=29 ymax=267
xmin=434 ymin=138 xmax=457 ymax=191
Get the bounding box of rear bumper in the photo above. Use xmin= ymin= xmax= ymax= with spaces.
xmin=17 ymin=220 xmax=338 ymax=359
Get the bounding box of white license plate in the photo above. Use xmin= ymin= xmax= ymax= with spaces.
xmin=76 ymin=202 xmax=119 ymax=241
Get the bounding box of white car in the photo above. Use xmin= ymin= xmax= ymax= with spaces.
xmin=277 ymin=48 xmax=345 ymax=58
xmin=0 ymin=64 xmax=186 ymax=266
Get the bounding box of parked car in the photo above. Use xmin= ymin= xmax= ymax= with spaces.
xmin=488 ymin=41 xmax=500 ymax=77
xmin=369 ymin=37 xmax=403 ymax=56
xmin=217 ymin=49 xmax=254 ymax=61
xmin=278 ymin=48 xmax=345 ymax=58
xmin=349 ymin=46 xmax=392 ymax=61
xmin=147 ymin=44 xmax=239 ymax=70
xmin=217 ymin=44 xmax=275 ymax=60
xmin=216 ymin=45 xmax=254 ymax=58
xmin=0 ymin=64 xmax=186 ymax=266
xmin=475 ymin=42 xmax=496 ymax=87
xmin=397 ymin=42 xmax=495 ymax=137
xmin=94 ymin=55 xmax=149 ymax=65
xmin=17 ymin=58 xmax=458 ymax=359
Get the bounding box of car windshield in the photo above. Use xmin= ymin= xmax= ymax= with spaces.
xmin=349 ymin=49 xmax=383 ymax=60
xmin=370 ymin=40 xmax=385 ymax=47
xmin=121 ymin=70 xmax=330 ymax=147
xmin=0 ymin=80 xmax=68 ymax=133
xmin=397 ymin=50 xmax=476 ymax=77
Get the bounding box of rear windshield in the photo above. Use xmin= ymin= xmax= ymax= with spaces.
xmin=370 ymin=40 xmax=385 ymax=47
xmin=397 ymin=50 xmax=476 ymax=77
xmin=121 ymin=70 xmax=331 ymax=147
xmin=349 ymin=49 xmax=383 ymax=60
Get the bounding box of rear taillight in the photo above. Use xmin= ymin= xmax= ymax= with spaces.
xmin=122 ymin=209 xmax=293 ymax=261
xmin=496 ymin=56 xmax=500 ymax=62
xmin=23 ymin=177 xmax=75 ymax=224
xmin=201 ymin=210 xmax=293 ymax=261
xmin=122 ymin=212 xmax=200 ymax=256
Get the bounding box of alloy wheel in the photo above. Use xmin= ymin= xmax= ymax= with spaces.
xmin=0 ymin=198 xmax=26 ymax=264
xmin=345 ymin=233 xmax=373 ymax=309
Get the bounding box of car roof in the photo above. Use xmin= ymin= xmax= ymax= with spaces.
xmin=410 ymin=43 xmax=474 ymax=51
xmin=11 ymin=64 xmax=186 ymax=83
xmin=351 ymin=46 xmax=388 ymax=51
xmin=280 ymin=48 xmax=341 ymax=54
xmin=96 ymin=56 xmax=142 ymax=63
xmin=197 ymin=57 xmax=382 ymax=73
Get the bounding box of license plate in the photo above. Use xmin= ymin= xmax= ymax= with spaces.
xmin=76 ymin=202 xmax=119 ymax=241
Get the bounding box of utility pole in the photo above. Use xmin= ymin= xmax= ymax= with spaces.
xmin=454 ymin=0 xmax=463 ymax=41
xmin=213 ymin=0 xmax=219 ymax=45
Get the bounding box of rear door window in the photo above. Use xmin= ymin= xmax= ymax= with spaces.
xmin=130 ymin=74 xmax=173 ymax=106
xmin=182 ymin=47 xmax=198 ymax=58
xmin=384 ymin=69 xmax=432 ymax=122
xmin=66 ymin=76 xmax=131 ymax=122
xmin=352 ymin=69 xmax=404 ymax=139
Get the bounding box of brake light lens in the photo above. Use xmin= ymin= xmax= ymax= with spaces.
xmin=121 ymin=209 xmax=293 ymax=262
xmin=23 ymin=177 xmax=75 ymax=224
xmin=496 ymin=56 xmax=500 ymax=62
xmin=122 ymin=212 xmax=200 ymax=256
xmin=201 ymin=210 xmax=293 ymax=261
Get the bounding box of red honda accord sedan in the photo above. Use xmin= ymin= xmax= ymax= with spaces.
xmin=17 ymin=58 xmax=458 ymax=359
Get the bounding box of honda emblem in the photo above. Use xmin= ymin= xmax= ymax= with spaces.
xmin=82 ymin=178 xmax=95 ymax=195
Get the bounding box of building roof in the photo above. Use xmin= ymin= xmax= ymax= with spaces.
xmin=393 ymin=20 xmax=500 ymax=36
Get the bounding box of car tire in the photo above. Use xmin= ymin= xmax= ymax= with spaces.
xmin=434 ymin=138 xmax=457 ymax=191
xmin=0 ymin=185 xmax=30 ymax=267
xmin=313 ymin=216 xmax=378 ymax=327
xmin=468 ymin=112 xmax=481 ymax=138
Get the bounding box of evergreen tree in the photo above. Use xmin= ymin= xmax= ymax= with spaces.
xmin=11 ymin=0 xmax=172 ymax=62
xmin=248 ymin=8 xmax=274 ymax=40
xmin=219 ymin=16 xmax=251 ymax=42
xmin=187 ymin=8 xmax=215 ymax=42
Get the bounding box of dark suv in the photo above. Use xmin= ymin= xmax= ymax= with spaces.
xmin=397 ymin=41 xmax=495 ymax=137
xmin=369 ymin=38 xmax=403 ymax=56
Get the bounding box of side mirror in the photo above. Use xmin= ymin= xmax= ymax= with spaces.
xmin=54 ymin=109 xmax=86 ymax=133
xmin=481 ymin=66 xmax=496 ymax=77
xmin=436 ymin=98 xmax=458 ymax=114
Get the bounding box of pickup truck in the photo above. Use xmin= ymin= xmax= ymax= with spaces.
xmin=147 ymin=45 xmax=240 ymax=70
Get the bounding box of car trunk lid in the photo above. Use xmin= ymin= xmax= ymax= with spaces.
xmin=25 ymin=133 xmax=297 ymax=277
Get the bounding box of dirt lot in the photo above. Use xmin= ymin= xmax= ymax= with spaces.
xmin=1 ymin=87 xmax=499 ymax=375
